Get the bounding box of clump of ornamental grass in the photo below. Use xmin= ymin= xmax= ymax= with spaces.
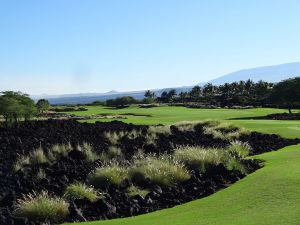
xmin=173 ymin=146 xmax=226 ymax=172
xmin=127 ymin=185 xmax=150 ymax=198
xmin=77 ymin=142 xmax=100 ymax=162
xmin=225 ymin=127 xmax=251 ymax=140
xmin=64 ymin=183 xmax=101 ymax=202
xmin=144 ymin=132 xmax=158 ymax=145
xmin=227 ymin=140 xmax=251 ymax=158
xmin=103 ymin=131 xmax=124 ymax=145
xmin=14 ymin=155 xmax=31 ymax=172
xmin=173 ymin=121 xmax=202 ymax=132
xmin=203 ymin=124 xmax=251 ymax=141
xmin=129 ymin=155 xmax=190 ymax=186
xmin=98 ymin=146 xmax=123 ymax=162
xmin=213 ymin=122 xmax=239 ymax=132
xmin=203 ymin=126 xmax=227 ymax=140
xmin=88 ymin=162 xmax=128 ymax=188
xmin=106 ymin=146 xmax=123 ymax=159
xmin=198 ymin=119 xmax=221 ymax=127
xmin=148 ymin=125 xmax=172 ymax=135
xmin=225 ymin=157 xmax=247 ymax=174
xmin=50 ymin=143 xmax=72 ymax=158
xmin=143 ymin=125 xmax=172 ymax=145
xmin=127 ymin=129 xmax=142 ymax=139
xmin=30 ymin=147 xmax=48 ymax=164
xmin=36 ymin=168 xmax=46 ymax=180
xmin=14 ymin=191 xmax=69 ymax=222
xmin=13 ymin=148 xmax=48 ymax=172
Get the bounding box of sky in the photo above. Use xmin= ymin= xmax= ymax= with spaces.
xmin=0 ymin=0 xmax=300 ymax=95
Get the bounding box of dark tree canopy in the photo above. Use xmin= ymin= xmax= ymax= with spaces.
xmin=270 ymin=77 xmax=300 ymax=113
xmin=190 ymin=86 xmax=202 ymax=99
xmin=106 ymin=96 xmax=138 ymax=107
xmin=144 ymin=90 xmax=156 ymax=99
xmin=36 ymin=99 xmax=50 ymax=114
xmin=0 ymin=91 xmax=36 ymax=123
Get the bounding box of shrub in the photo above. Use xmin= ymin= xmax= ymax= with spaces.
xmin=129 ymin=155 xmax=190 ymax=186
xmin=227 ymin=141 xmax=251 ymax=158
xmin=14 ymin=191 xmax=69 ymax=222
xmin=127 ymin=185 xmax=149 ymax=198
xmin=64 ymin=183 xmax=101 ymax=202
xmin=174 ymin=146 xmax=226 ymax=172
xmin=88 ymin=163 xmax=128 ymax=188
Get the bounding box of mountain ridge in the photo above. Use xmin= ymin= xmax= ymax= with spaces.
xmin=33 ymin=62 xmax=300 ymax=104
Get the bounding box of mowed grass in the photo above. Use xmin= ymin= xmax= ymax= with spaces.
xmin=71 ymin=106 xmax=300 ymax=138
xmin=64 ymin=144 xmax=300 ymax=225
xmin=62 ymin=106 xmax=300 ymax=225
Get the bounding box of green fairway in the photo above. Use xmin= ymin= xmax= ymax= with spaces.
xmin=64 ymin=144 xmax=300 ymax=225
xmin=70 ymin=106 xmax=300 ymax=138
xmin=62 ymin=106 xmax=300 ymax=225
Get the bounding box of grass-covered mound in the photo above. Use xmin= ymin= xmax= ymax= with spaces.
xmin=0 ymin=120 xmax=298 ymax=225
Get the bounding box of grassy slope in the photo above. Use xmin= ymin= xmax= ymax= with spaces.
xmin=65 ymin=144 xmax=300 ymax=225
xmin=72 ymin=106 xmax=300 ymax=138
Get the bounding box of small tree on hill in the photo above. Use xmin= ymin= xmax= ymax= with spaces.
xmin=270 ymin=77 xmax=300 ymax=114
xmin=36 ymin=99 xmax=50 ymax=114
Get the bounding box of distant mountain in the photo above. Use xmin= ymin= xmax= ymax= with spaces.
xmin=33 ymin=62 xmax=300 ymax=105
xmin=208 ymin=62 xmax=300 ymax=85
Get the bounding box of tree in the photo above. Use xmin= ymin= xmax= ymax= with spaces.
xmin=179 ymin=92 xmax=190 ymax=102
xmin=158 ymin=91 xmax=169 ymax=103
xmin=106 ymin=96 xmax=138 ymax=107
xmin=202 ymin=83 xmax=215 ymax=103
xmin=190 ymin=86 xmax=202 ymax=99
xmin=0 ymin=91 xmax=36 ymax=124
xmin=36 ymin=99 xmax=50 ymax=114
xmin=167 ymin=89 xmax=177 ymax=101
xmin=269 ymin=77 xmax=300 ymax=114
xmin=144 ymin=90 xmax=156 ymax=99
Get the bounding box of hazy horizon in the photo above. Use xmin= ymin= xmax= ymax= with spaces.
xmin=1 ymin=0 xmax=300 ymax=95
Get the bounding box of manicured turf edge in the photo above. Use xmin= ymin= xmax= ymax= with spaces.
xmin=65 ymin=144 xmax=300 ymax=225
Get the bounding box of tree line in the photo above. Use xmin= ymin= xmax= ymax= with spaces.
xmin=144 ymin=77 xmax=300 ymax=113
xmin=0 ymin=77 xmax=299 ymax=124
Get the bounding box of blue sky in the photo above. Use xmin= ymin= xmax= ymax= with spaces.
xmin=0 ymin=0 xmax=300 ymax=95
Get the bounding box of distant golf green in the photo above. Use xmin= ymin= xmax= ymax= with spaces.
xmin=62 ymin=106 xmax=300 ymax=225
xmin=70 ymin=106 xmax=300 ymax=138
